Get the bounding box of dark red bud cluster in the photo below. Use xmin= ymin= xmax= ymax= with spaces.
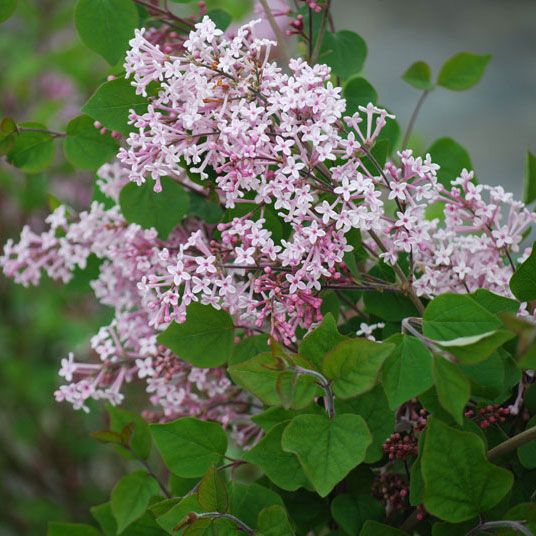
xmin=287 ymin=15 xmax=304 ymax=36
xmin=464 ymin=404 xmax=510 ymax=429
xmin=383 ymin=432 xmax=418 ymax=461
xmin=372 ymin=472 xmax=409 ymax=512
xmin=383 ymin=408 xmax=428 ymax=461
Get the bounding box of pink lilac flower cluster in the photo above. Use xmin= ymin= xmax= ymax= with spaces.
xmin=2 ymin=16 xmax=535 ymax=424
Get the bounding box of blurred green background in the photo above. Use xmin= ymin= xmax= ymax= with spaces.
xmin=1 ymin=0 xmax=534 ymax=533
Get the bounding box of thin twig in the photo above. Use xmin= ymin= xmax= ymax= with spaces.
xmin=258 ymin=0 xmax=290 ymax=67
xmin=464 ymin=520 xmax=532 ymax=536
xmin=402 ymin=90 xmax=430 ymax=150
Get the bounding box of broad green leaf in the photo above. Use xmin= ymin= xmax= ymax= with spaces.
xmin=299 ymin=313 xmax=347 ymax=369
xmin=230 ymin=334 xmax=270 ymax=365
xmin=517 ymin=416 xmax=536 ymax=469
xmin=168 ymin=475 xmax=199 ymax=497
xmin=107 ymin=404 xmax=152 ymax=460
xmin=257 ymin=505 xmax=295 ymax=536
xmin=322 ymin=339 xmax=394 ymax=399
xmin=0 ymin=0 xmax=16 ymax=23
xmin=510 ymin=242 xmax=536 ymax=302
xmin=344 ymin=76 xmax=378 ymax=116
xmin=470 ymin=289 xmax=519 ymax=315
xmin=432 ymin=356 xmax=470 ymax=425
xmin=228 ymin=352 xmax=319 ymax=409
xmin=359 ymin=521 xmax=407 ymax=536
xmin=188 ymin=192 xmax=223 ymax=224
xmin=427 ymin=137 xmax=472 ymax=187
xmin=47 ymin=524 xmax=101 ymax=536
xmin=437 ymin=52 xmax=491 ymax=91
xmin=319 ymin=30 xmax=367 ymax=80
xmin=156 ymin=494 xmax=202 ymax=534
xmin=183 ymin=518 xmax=238 ymax=535
xmin=331 ymin=494 xmax=383 ymax=535
xmin=409 ymin=428 xmax=426 ymax=506
xmin=421 ymin=418 xmax=513 ymax=522
xmin=459 ymin=352 xmax=506 ymax=399
xmin=524 ymin=151 xmax=536 ymax=204
xmin=281 ymin=413 xmax=372 ymax=497
xmin=111 ymin=471 xmax=160 ymax=532
xmin=151 ymin=417 xmax=227 ymax=477
xmin=382 ymin=335 xmax=434 ymax=409
xmin=243 ymin=422 xmax=309 ymax=491
xmin=198 ymin=466 xmax=229 ymax=512
xmin=228 ymin=482 xmax=283 ymax=528
xmin=7 ymin=122 xmax=54 ymax=173
xmin=335 ymin=385 xmax=394 ymax=463
xmin=75 ymin=0 xmax=139 ymax=65
xmin=91 ymin=503 xmax=117 ymax=536
xmin=423 ymin=293 xmax=501 ymax=343
xmin=119 ymin=177 xmax=189 ymax=239
xmin=251 ymin=406 xmax=301 ymax=431
xmin=363 ymin=289 xmax=418 ymax=322
xmin=157 ymin=302 xmax=234 ymax=367
xmin=82 ymin=78 xmax=148 ymax=135
xmin=402 ymin=61 xmax=434 ymax=90
xmin=63 ymin=115 xmax=118 ymax=169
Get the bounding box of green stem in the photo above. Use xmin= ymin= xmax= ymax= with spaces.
xmin=194 ymin=512 xmax=255 ymax=534
xmin=488 ymin=425 xmax=536 ymax=462
xmin=401 ymin=89 xmax=430 ymax=150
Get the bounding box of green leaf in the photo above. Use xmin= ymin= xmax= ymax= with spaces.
xmin=0 ymin=0 xmax=17 ymax=23
xmin=243 ymin=422 xmax=309 ymax=491
xmin=470 ymin=289 xmax=519 ymax=315
xmin=151 ymin=417 xmax=227 ymax=477
xmin=432 ymin=356 xmax=470 ymax=425
xmin=343 ymin=76 xmax=378 ymax=116
xmin=257 ymin=505 xmax=295 ymax=536
xmin=402 ymin=61 xmax=434 ymax=90
xmin=319 ymin=30 xmax=367 ymax=80
xmin=156 ymin=494 xmax=202 ymax=534
xmin=421 ymin=418 xmax=513 ymax=522
xmin=82 ymin=78 xmax=148 ymax=136
xmin=427 ymin=137 xmax=472 ymax=187
xmin=517 ymin=416 xmax=536 ymax=469
xmin=524 ymin=151 xmax=536 ymax=204
xmin=47 ymin=523 xmax=101 ymax=536
xmin=363 ymin=289 xmax=418 ymax=322
xmin=157 ymin=302 xmax=234 ymax=367
xmin=206 ymin=9 xmax=231 ymax=31
xmin=322 ymin=339 xmax=394 ymax=399
xmin=331 ymin=494 xmax=383 ymax=536
xmin=228 ymin=482 xmax=283 ymax=528
xmin=423 ymin=293 xmax=504 ymax=364
xmin=228 ymin=352 xmax=318 ymax=409
xmin=281 ymin=413 xmax=372 ymax=497
xmin=335 ymin=385 xmax=394 ymax=463
xmin=359 ymin=521 xmax=407 ymax=536
xmin=63 ymin=115 xmax=118 ymax=169
xmin=119 ymin=177 xmax=189 ymax=239
xmin=382 ymin=335 xmax=434 ymax=409
xmin=437 ymin=52 xmax=491 ymax=91
xmin=184 ymin=519 xmax=238 ymax=535
xmin=510 ymin=242 xmax=536 ymax=302
xmin=75 ymin=0 xmax=139 ymax=65
xmin=299 ymin=313 xmax=347 ymax=369
xmin=198 ymin=466 xmax=229 ymax=512
xmin=6 ymin=123 xmax=54 ymax=173
xmin=111 ymin=471 xmax=160 ymax=532
xmin=107 ymin=404 xmax=152 ymax=460
xmin=91 ymin=502 xmax=117 ymax=536
xmin=230 ymin=334 xmax=270 ymax=365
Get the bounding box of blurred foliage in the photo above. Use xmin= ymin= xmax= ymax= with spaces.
xmin=0 ymin=1 xmax=123 ymax=534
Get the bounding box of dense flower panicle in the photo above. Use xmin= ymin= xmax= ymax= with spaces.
xmin=2 ymin=16 xmax=535 ymax=429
